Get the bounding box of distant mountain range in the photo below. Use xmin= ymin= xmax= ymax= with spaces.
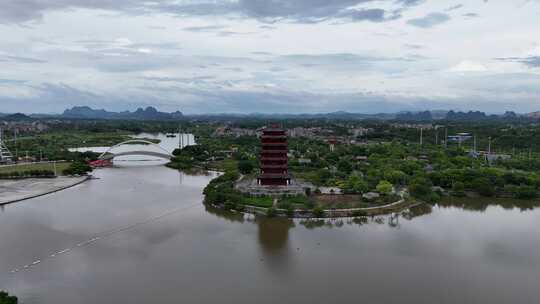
xmin=190 ymin=111 xmax=395 ymax=120
xmin=62 ymin=106 xmax=184 ymax=120
xmin=2 ymin=106 xmax=540 ymax=122
xmin=0 ymin=113 xmax=33 ymax=120
xmin=191 ymin=110 xmax=534 ymax=121
xmin=528 ymin=111 xmax=540 ymax=119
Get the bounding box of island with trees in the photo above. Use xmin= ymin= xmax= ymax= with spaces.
xmin=166 ymin=118 xmax=540 ymax=218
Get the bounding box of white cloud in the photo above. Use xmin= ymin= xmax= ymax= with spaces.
xmin=137 ymin=48 xmax=152 ymax=54
xmin=113 ymin=37 xmax=133 ymax=46
xmin=449 ymin=61 xmax=488 ymax=73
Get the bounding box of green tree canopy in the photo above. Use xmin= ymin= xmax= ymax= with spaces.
xmin=376 ymin=180 xmax=393 ymax=195
xmin=237 ymin=160 xmax=254 ymax=174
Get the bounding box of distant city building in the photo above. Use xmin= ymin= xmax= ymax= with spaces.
xmin=0 ymin=121 xmax=49 ymax=133
xmin=350 ymin=127 xmax=370 ymax=137
xmin=448 ymin=133 xmax=473 ymax=143
xmin=486 ymin=153 xmax=511 ymax=164
xmin=391 ymin=123 xmax=434 ymax=130
xmin=288 ymin=127 xmax=318 ymax=138
xmin=212 ymin=126 xmax=257 ymax=137
xmin=258 ymin=126 xmax=291 ymax=186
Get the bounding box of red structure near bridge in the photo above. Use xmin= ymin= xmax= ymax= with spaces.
xmin=258 ymin=126 xmax=290 ymax=186
xmin=88 ymin=159 xmax=112 ymax=168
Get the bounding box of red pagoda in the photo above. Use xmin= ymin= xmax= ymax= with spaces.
xmin=258 ymin=126 xmax=290 ymax=186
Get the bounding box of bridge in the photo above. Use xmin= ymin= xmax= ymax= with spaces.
xmin=98 ymin=139 xmax=173 ymax=160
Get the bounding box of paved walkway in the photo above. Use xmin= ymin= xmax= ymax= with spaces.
xmin=0 ymin=176 xmax=88 ymax=205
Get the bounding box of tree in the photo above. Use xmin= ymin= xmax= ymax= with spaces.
xmin=409 ymin=177 xmax=433 ymax=199
xmin=452 ymin=181 xmax=466 ymax=197
xmin=343 ymin=175 xmax=369 ymax=194
xmin=337 ymin=159 xmax=352 ymax=174
xmin=0 ymin=291 xmax=17 ymax=304
xmin=315 ymin=169 xmax=332 ymax=185
xmin=472 ymin=177 xmax=495 ymax=197
xmin=384 ymin=170 xmax=408 ymax=185
xmin=376 ymin=180 xmax=393 ymax=195
xmin=237 ymin=160 xmax=254 ymax=174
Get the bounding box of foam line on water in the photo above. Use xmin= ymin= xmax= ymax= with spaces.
xmin=7 ymin=202 xmax=200 ymax=275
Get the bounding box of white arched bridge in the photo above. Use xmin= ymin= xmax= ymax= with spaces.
xmin=98 ymin=139 xmax=173 ymax=160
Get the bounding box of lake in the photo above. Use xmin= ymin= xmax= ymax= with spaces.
xmin=1 ymin=139 xmax=539 ymax=303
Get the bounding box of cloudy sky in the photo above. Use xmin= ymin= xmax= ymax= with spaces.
xmin=0 ymin=0 xmax=539 ymax=114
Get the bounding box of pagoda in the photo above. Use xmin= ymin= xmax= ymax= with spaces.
xmin=258 ymin=125 xmax=290 ymax=186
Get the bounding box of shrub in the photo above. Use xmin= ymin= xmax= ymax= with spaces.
xmin=278 ymin=201 xmax=291 ymax=210
xmin=63 ymin=161 xmax=92 ymax=176
xmin=266 ymin=207 xmax=277 ymax=217
xmin=312 ymin=206 xmax=325 ymax=218
xmin=514 ymin=185 xmax=538 ymax=200
xmin=224 ymin=201 xmax=236 ymax=210
xmin=427 ymin=192 xmax=441 ymax=203
xmin=352 ymin=210 xmax=368 ymax=217
xmin=0 ymin=169 xmax=54 ymax=179
xmin=286 ymin=205 xmax=295 ymax=218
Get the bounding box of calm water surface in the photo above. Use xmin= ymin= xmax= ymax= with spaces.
xmin=1 ymin=163 xmax=539 ymax=303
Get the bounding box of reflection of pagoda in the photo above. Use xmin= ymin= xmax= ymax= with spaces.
xmin=258 ymin=126 xmax=291 ymax=186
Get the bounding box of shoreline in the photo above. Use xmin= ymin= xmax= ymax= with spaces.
xmin=208 ymin=198 xmax=421 ymax=219
xmin=200 ymin=167 xmax=416 ymax=218
xmin=0 ymin=176 xmax=91 ymax=206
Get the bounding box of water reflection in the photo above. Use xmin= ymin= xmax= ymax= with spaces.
xmin=294 ymin=204 xmax=433 ymax=230
xmin=402 ymin=203 xmax=433 ymax=220
xmin=257 ymin=218 xmax=293 ymax=254
xmin=204 ymin=205 xmax=245 ymax=223
xmin=253 ymin=217 xmax=293 ymax=274
xmin=439 ymin=196 xmax=540 ymax=212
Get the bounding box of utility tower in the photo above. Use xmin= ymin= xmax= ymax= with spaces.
xmin=178 ymin=125 xmax=188 ymax=150
xmin=0 ymin=128 xmax=14 ymax=164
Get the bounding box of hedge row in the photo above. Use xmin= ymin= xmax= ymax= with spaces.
xmin=0 ymin=170 xmax=55 ymax=179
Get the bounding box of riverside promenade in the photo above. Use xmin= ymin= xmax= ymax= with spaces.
xmin=0 ymin=176 xmax=89 ymax=205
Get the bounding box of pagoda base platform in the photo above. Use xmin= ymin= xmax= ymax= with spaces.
xmin=235 ymin=177 xmax=315 ymax=197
